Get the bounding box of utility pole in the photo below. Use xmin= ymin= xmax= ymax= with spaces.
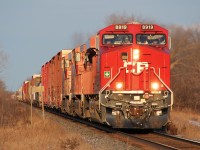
xmin=41 ymin=92 xmax=45 ymax=121
xmin=41 ymin=86 xmax=45 ymax=123
xmin=1 ymin=99 xmax=3 ymax=126
xmin=31 ymin=97 xmax=32 ymax=126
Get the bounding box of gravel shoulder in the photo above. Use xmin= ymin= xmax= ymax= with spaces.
xmin=36 ymin=107 xmax=142 ymax=150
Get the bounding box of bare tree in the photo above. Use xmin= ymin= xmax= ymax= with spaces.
xmin=169 ymin=24 xmax=200 ymax=110
xmin=104 ymin=12 xmax=155 ymax=25
xmin=169 ymin=25 xmax=193 ymax=70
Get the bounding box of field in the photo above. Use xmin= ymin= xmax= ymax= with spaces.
xmin=0 ymin=100 xmax=91 ymax=150
xmin=171 ymin=108 xmax=200 ymax=141
xmin=0 ymin=98 xmax=200 ymax=150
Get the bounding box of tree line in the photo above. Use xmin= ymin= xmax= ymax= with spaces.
xmin=170 ymin=24 xmax=200 ymax=110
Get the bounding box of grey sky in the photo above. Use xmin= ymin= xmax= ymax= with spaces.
xmin=0 ymin=0 xmax=200 ymax=91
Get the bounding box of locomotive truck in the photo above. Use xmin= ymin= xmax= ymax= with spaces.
xmin=18 ymin=22 xmax=173 ymax=129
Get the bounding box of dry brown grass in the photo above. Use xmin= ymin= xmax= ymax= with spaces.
xmin=171 ymin=108 xmax=200 ymax=141
xmin=0 ymin=119 xmax=91 ymax=150
xmin=1 ymin=94 xmax=200 ymax=149
xmin=0 ymin=99 xmax=92 ymax=150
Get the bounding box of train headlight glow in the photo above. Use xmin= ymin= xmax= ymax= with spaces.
xmin=133 ymin=49 xmax=140 ymax=61
xmin=151 ymin=82 xmax=159 ymax=90
xmin=155 ymin=110 xmax=162 ymax=116
xmin=116 ymin=82 xmax=123 ymax=90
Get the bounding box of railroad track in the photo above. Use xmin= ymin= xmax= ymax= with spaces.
xmin=33 ymin=105 xmax=200 ymax=149
xmin=118 ymin=130 xmax=200 ymax=150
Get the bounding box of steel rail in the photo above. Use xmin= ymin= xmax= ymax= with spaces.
xmin=116 ymin=131 xmax=178 ymax=150
xmin=154 ymin=131 xmax=200 ymax=146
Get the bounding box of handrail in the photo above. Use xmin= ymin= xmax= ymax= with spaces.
xmin=99 ymin=67 xmax=125 ymax=109
xmin=150 ymin=67 xmax=174 ymax=110
xmin=98 ymin=66 xmax=173 ymax=111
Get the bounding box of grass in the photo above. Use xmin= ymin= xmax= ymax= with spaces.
xmin=0 ymin=99 xmax=92 ymax=150
xmin=0 ymin=119 xmax=90 ymax=150
xmin=1 ymin=98 xmax=200 ymax=149
xmin=170 ymin=108 xmax=200 ymax=141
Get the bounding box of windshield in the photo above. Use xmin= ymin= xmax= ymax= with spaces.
xmin=103 ymin=34 xmax=133 ymax=45
xmin=136 ymin=34 xmax=166 ymax=45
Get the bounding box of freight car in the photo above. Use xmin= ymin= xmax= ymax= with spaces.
xmin=19 ymin=22 xmax=173 ymax=129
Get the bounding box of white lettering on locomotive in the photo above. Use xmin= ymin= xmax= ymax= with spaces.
xmin=141 ymin=24 xmax=154 ymax=30
xmin=115 ymin=25 xmax=128 ymax=30
xmin=124 ymin=61 xmax=149 ymax=74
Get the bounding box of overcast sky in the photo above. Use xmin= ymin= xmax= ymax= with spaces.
xmin=0 ymin=0 xmax=200 ymax=91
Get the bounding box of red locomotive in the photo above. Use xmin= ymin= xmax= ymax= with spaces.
xmin=18 ymin=22 xmax=173 ymax=129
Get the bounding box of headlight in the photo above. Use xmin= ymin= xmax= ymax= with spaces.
xmin=133 ymin=49 xmax=139 ymax=61
xmin=116 ymin=82 xmax=123 ymax=90
xmin=151 ymin=82 xmax=159 ymax=90
xmin=155 ymin=110 xmax=162 ymax=116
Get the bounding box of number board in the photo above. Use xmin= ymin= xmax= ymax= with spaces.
xmin=141 ymin=24 xmax=154 ymax=30
xmin=115 ymin=25 xmax=128 ymax=30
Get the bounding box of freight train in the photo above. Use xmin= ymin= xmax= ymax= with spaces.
xmin=16 ymin=22 xmax=173 ymax=129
